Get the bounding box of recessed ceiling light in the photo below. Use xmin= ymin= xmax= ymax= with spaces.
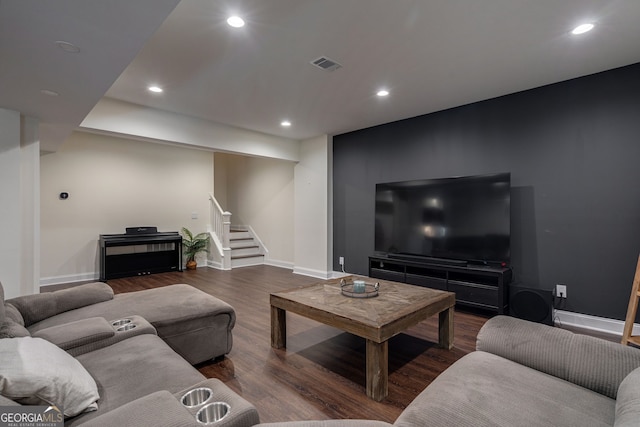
xmin=572 ymin=23 xmax=595 ymax=35
xmin=40 ymin=89 xmax=59 ymax=97
xmin=280 ymin=120 xmax=291 ymax=127
xmin=55 ymin=40 xmax=80 ymax=53
xmin=148 ymin=86 xmax=163 ymax=93
xmin=377 ymin=89 xmax=390 ymax=97
xmin=227 ymin=16 xmax=245 ymax=28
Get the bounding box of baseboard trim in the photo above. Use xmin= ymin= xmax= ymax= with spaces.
xmin=265 ymin=259 xmax=294 ymax=270
xmin=207 ymin=260 xmax=229 ymax=270
xmin=293 ymin=266 xmax=333 ymax=279
xmin=40 ymin=272 xmax=99 ymax=287
xmin=331 ymin=271 xmax=350 ymax=279
xmin=555 ymin=309 xmax=640 ymax=337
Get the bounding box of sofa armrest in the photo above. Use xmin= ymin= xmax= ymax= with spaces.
xmin=78 ymin=390 xmax=198 ymax=427
xmin=7 ymin=282 xmax=113 ymax=326
xmin=256 ymin=422 xmax=393 ymax=427
xmin=477 ymin=315 xmax=640 ymax=398
xmin=32 ymin=315 xmax=157 ymax=356
xmin=615 ymin=366 xmax=640 ymax=427
xmin=32 ymin=317 xmax=114 ymax=350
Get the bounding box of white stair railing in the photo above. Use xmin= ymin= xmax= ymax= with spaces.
xmin=209 ymin=193 xmax=232 ymax=270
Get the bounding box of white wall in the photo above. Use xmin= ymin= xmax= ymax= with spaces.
xmin=293 ymin=135 xmax=332 ymax=278
xmin=213 ymin=153 xmax=229 ymax=209
xmin=81 ymin=98 xmax=300 ymax=162
xmin=20 ymin=116 xmax=40 ymax=295
xmin=214 ymin=153 xmax=295 ymax=267
xmin=0 ymin=109 xmax=23 ymax=297
xmin=40 ymin=131 xmax=213 ymax=284
xmin=0 ymin=109 xmax=40 ymax=297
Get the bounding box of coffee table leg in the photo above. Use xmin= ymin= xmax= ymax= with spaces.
xmin=438 ymin=306 xmax=454 ymax=349
xmin=366 ymin=339 xmax=388 ymax=401
xmin=271 ymin=305 xmax=286 ymax=348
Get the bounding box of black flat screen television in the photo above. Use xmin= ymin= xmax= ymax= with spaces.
xmin=374 ymin=173 xmax=511 ymax=267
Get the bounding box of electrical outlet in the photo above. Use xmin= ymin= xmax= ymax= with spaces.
xmin=556 ymin=284 xmax=567 ymax=298
xmin=339 ymin=256 xmax=344 ymax=266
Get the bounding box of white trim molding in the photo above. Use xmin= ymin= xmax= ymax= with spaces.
xmin=266 ymin=259 xmax=294 ymax=270
xmin=554 ymin=309 xmax=640 ymax=338
xmin=293 ymin=266 xmax=332 ymax=280
xmin=40 ymin=272 xmax=99 ymax=287
xmin=206 ymin=260 xmax=227 ymax=270
xmin=331 ymin=270 xmax=351 ymax=279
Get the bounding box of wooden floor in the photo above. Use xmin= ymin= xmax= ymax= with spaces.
xmin=105 ymin=265 xmax=491 ymax=424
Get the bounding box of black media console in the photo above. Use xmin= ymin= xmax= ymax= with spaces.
xmin=368 ymin=255 xmax=512 ymax=314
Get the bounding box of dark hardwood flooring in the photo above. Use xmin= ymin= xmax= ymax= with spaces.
xmin=102 ymin=265 xmax=491 ymax=424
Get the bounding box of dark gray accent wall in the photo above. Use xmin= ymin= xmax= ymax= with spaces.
xmin=333 ymin=62 xmax=640 ymax=321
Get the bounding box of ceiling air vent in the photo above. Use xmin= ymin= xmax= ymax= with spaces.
xmin=310 ymin=56 xmax=342 ymax=72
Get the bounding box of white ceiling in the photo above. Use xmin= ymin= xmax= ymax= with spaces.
xmin=3 ymin=0 xmax=640 ymax=149
xmin=0 ymin=0 xmax=179 ymax=151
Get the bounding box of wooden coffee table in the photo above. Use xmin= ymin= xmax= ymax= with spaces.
xmin=270 ymin=276 xmax=455 ymax=401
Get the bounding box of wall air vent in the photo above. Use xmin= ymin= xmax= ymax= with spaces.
xmin=310 ymin=56 xmax=342 ymax=72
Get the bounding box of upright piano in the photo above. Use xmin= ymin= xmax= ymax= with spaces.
xmin=99 ymin=227 xmax=183 ymax=281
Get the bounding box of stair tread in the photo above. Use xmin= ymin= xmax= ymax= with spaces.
xmin=231 ymin=254 xmax=264 ymax=260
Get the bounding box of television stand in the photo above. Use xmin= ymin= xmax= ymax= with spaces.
xmin=369 ymin=255 xmax=512 ymax=314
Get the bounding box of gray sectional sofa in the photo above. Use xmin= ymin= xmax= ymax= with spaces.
xmin=4 ymin=278 xmax=640 ymax=427
xmin=258 ymin=315 xmax=640 ymax=427
xmin=7 ymin=281 xmax=235 ymax=364
xmin=0 ymin=281 xmax=259 ymax=426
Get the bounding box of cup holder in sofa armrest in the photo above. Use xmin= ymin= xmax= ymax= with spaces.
xmin=111 ymin=318 xmax=132 ymax=327
xmin=196 ymin=402 xmax=231 ymax=424
xmin=174 ymin=378 xmax=260 ymax=426
xmin=181 ymin=387 xmax=213 ymax=408
xmin=116 ymin=323 xmax=137 ymax=332
xmin=110 ymin=315 xmax=155 ymax=336
xmin=32 ymin=317 xmax=115 ymax=350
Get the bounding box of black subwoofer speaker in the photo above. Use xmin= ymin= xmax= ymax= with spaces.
xmin=509 ymin=284 xmax=554 ymax=325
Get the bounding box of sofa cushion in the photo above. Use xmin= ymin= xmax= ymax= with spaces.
xmin=0 ymin=319 xmax=30 ymax=338
xmin=394 ymin=351 xmax=615 ymax=427
xmin=7 ymin=282 xmax=114 ymax=326
xmin=477 ymin=315 xmax=640 ymax=399
xmin=0 ymin=337 xmax=100 ymax=417
xmin=4 ymin=303 xmax=24 ymax=326
xmin=615 ymin=366 xmax=640 ymax=427
xmin=65 ymin=334 xmax=205 ymax=427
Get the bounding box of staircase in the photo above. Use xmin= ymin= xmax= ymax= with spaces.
xmin=209 ymin=193 xmax=266 ymax=270
xmin=229 ymin=226 xmax=264 ymax=268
